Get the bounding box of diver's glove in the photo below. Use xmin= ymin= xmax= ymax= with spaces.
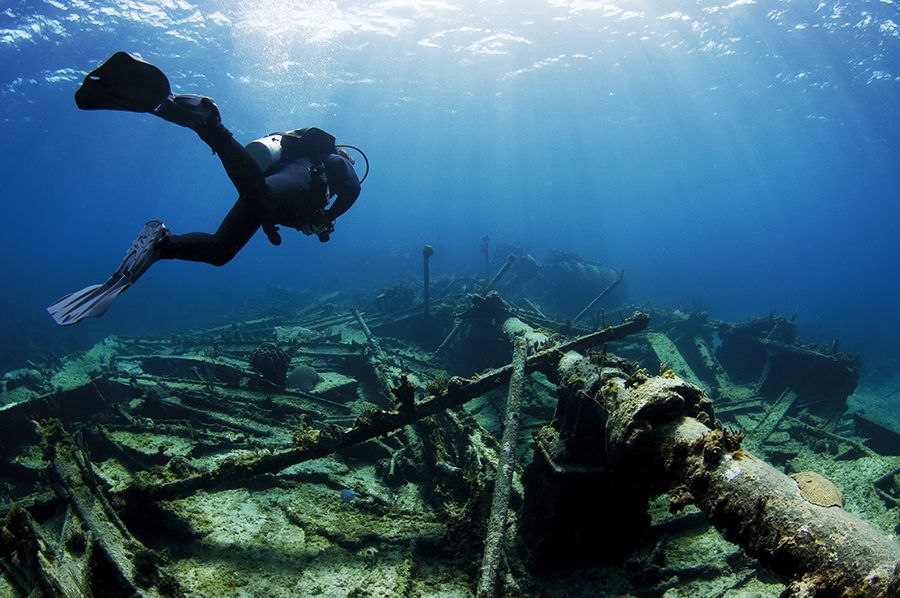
xmin=298 ymin=221 xmax=334 ymax=243
xmin=262 ymin=222 xmax=282 ymax=246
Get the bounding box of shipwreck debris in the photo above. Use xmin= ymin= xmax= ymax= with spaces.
xmin=351 ymin=307 xmax=385 ymax=360
xmin=1 ymin=246 xmax=896 ymax=596
xmin=117 ymin=315 xmax=650 ymax=504
xmin=434 ymin=254 xmax=518 ymax=358
xmin=34 ymin=420 xmax=181 ymax=597
xmin=536 ymin=351 xmax=900 ymax=596
xmin=716 ymin=314 xmax=860 ymax=419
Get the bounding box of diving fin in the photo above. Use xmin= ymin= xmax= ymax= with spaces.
xmin=47 ymin=221 xmax=169 ymax=326
xmin=75 ymin=52 xmax=171 ymax=113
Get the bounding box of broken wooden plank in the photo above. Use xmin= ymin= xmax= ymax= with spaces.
xmin=153 ymin=397 xmax=273 ymax=437
xmin=646 ymin=332 xmax=707 ymax=391
xmin=751 ymin=388 xmax=797 ymax=443
xmin=38 ymin=420 xmax=178 ymax=597
xmin=692 ymin=335 xmax=733 ymax=390
xmin=0 ymin=503 xmax=84 ymax=597
xmin=786 ymin=416 xmax=878 ymax=458
xmin=714 ymin=400 xmax=766 ymax=419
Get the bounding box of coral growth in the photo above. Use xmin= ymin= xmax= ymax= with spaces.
xmin=659 ymin=362 xmax=676 ymax=379
xmin=391 ymin=374 xmax=417 ymax=410
xmin=292 ymin=425 xmax=321 ymax=450
xmin=626 ymin=368 xmax=650 ymax=388
xmin=425 ymin=373 xmax=448 ymax=396
xmin=791 ymin=471 xmax=844 ymax=508
xmin=723 ymin=427 xmax=745 ymax=452
xmin=701 ymin=429 xmax=724 ymax=464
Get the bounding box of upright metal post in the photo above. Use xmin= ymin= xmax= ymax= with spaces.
xmin=422 ymin=244 xmax=434 ymax=319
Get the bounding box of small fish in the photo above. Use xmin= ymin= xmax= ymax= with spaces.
xmin=340 ymin=488 xmax=360 ymax=503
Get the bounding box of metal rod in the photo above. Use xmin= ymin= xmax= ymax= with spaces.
xmin=433 ymin=318 xmax=463 ymax=357
xmin=477 ymin=338 xmax=527 ymax=598
xmin=481 ymin=235 xmax=490 ymax=280
xmin=484 ymin=254 xmax=516 ymax=294
xmin=572 ymin=269 xmax=624 ymax=325
xmin=423 ymin=244 xmax=434 ymax=319
xmin=351 ymin=307 xmax=384 ymax=359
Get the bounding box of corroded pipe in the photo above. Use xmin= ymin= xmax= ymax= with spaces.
xmin=477 ymin=338 xmax=527 ymax=598
xmin=351 ymin=307 xmax=384 ymax=359
xmin=604 ymin=375 xmax=900 ymax=596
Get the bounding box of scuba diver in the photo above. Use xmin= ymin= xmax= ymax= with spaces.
xmin=47 ymin=52 xmax=366 ymax=326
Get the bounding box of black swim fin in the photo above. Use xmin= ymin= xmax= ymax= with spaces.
xmin=75 ymin=52 xmax=171 ymax=113
xmin=47 ymin=221 xmax=169 ymax=326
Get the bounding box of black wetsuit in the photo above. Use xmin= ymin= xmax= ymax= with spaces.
xmin=159 ymin=122 xmax=360 ymax=266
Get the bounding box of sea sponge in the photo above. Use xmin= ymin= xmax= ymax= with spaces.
xmin=286 ymin=364 xmax=321 ymax=391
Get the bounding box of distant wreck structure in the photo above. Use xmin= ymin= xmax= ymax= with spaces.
xmin=715 ymin=313 xmax=860 ymax=419
xmin=485 ymin=246 xmax=629 ymax=320
xmin=1 ymin=243 xmax=897 ymax=596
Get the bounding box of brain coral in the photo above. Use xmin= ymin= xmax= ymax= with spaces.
xmin=790 ymin=471 xmax=844 ymax=508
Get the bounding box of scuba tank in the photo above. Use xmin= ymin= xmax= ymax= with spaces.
xmin=245 ymin=127 xmax=335 ymax=173
xmin=244 ymin=134 xmax=282 ymax=172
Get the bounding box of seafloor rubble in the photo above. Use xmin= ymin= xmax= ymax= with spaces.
xmin=1 ymin=249 xmax=898 ymax=597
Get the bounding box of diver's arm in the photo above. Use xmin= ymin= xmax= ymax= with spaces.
xmin=322 ymin=154 xmax=361 ymax=221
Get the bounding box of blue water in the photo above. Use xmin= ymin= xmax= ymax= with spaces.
xmin=1 ymin=1 xmax=898 ymax=373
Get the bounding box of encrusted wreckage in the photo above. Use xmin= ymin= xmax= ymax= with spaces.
xmin=522 ymin=354 xmax=898 ymax=595
xmin=1 ymin=248 xmax=898 ymax=596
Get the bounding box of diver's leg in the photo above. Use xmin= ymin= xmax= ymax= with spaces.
xmin=47 ymin=221 xmax=170 ymax=325
xmin=159 ymin=197 xmax=262 ymax=267
xmin=154 ymin=95 xmax=267 ymax=200
xmin=196 ymin=121 xmax=268 ymax=200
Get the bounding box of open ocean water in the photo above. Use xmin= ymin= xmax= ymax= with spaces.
xmin=2 ymin=1 xmax=899 ymax=375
